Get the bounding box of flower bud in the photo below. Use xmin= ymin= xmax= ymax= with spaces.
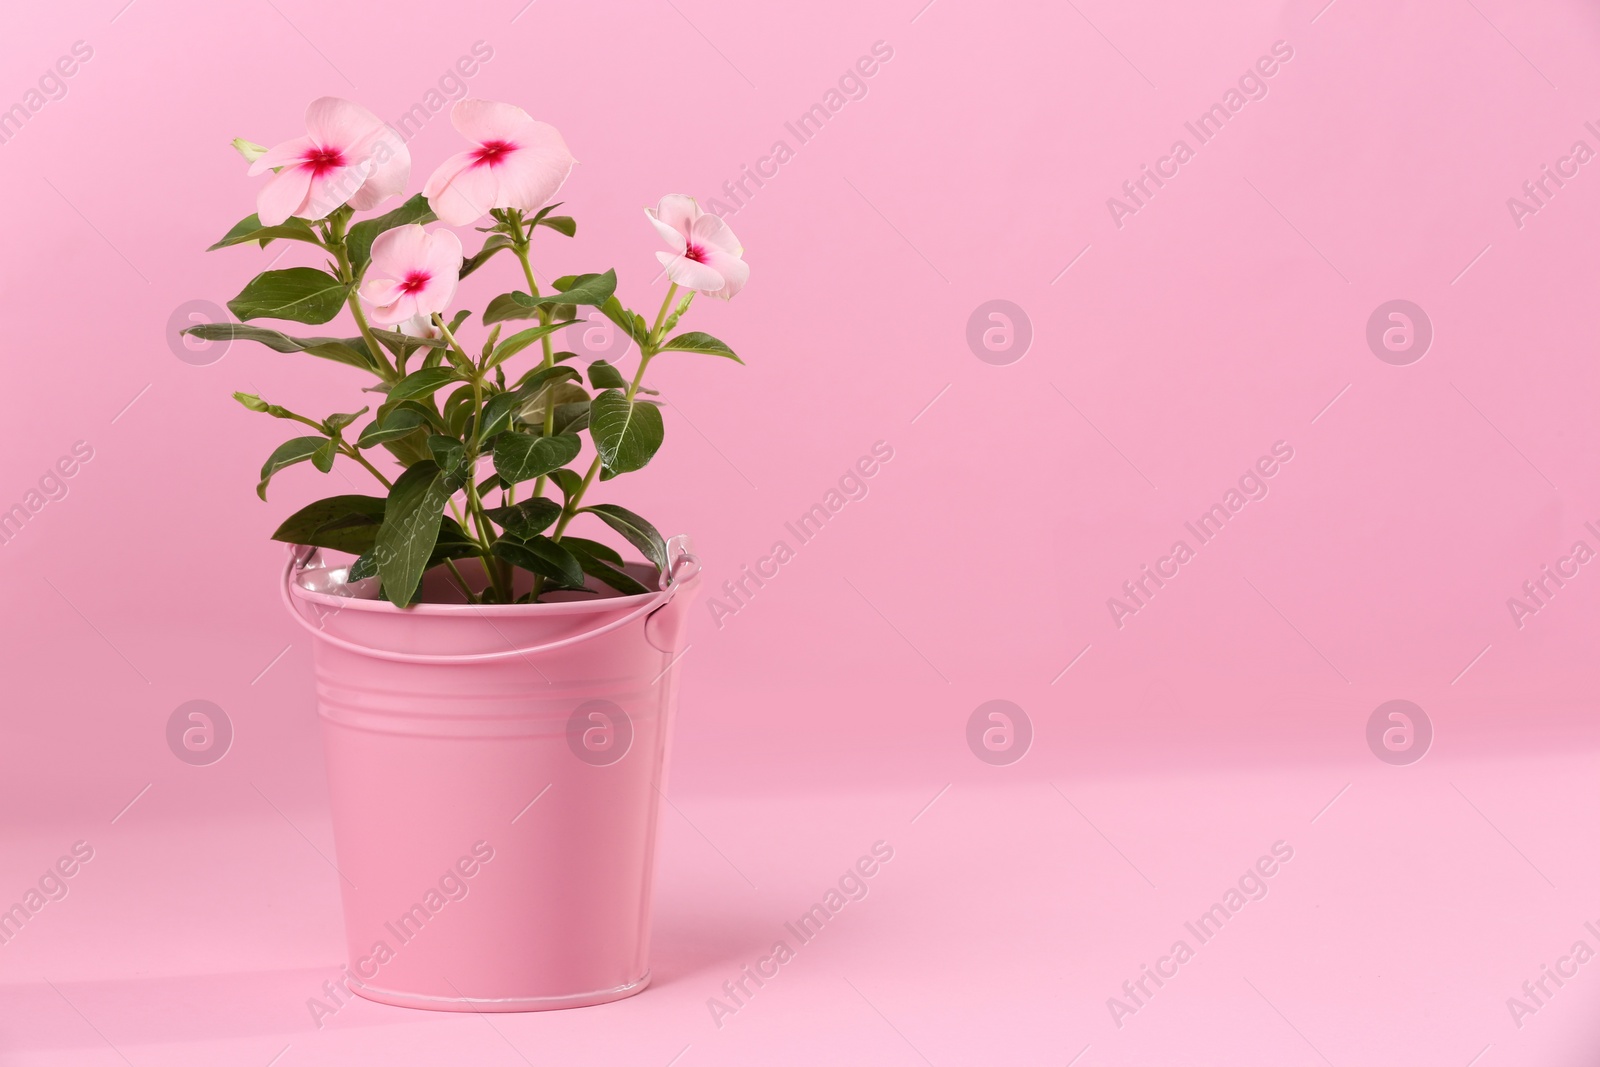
xmin=231 ymin=138 xmax=269 ymax=164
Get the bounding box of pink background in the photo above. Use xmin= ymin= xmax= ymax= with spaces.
xmin=4 ymin=0 xmax=1600 ymax=1062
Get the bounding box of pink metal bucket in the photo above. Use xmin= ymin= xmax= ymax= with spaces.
xmin=280 ymin=538 xmax=701 ymax=1012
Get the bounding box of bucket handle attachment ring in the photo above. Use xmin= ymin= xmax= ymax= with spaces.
xmin=280 ymin=538 xmax=700 ymax=665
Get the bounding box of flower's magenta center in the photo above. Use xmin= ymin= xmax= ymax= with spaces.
xmin=473 ymin=139 xmax=516 ymax=167
xmin=303 ymin=145 xmax=347 ymax=174
xmin=398 ymin=270 xmax=431 ymax=294
xmin=684 ymin=243 xmax=708 ymax=264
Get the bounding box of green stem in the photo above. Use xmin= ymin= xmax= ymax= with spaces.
xmin=430 ymin=312 xmax=510 ymax=602
xmin=328 ymin=212 xmax=397 ymax=382
xmin=551 ymin=332 xmax=659 ymax=542
xmin=509 ymin=215 xmax=562 ymax=502
xmin=340 ymin=444 xmax=393 ymax=490
xmin=548 ymin=284 xmax=682 ymax=545
xmin=433 ymin=314 xmax=474 ymax=378
xmin=442 ymin=559 xmax=478 ymax=604
xmin=649 ymin=283 xmax=680 ymax=338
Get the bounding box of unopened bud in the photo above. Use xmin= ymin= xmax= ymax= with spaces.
xmin=231 ymin=138 xmax=269 ymax=165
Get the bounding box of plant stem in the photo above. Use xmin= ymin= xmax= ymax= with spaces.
xmin=549 ymin=288 xmax=676 ymax=542
xmin=328 ymin=212 xmax=397 ymax=382
xmin=433 ymin=315 xmax=474 ymax=375
xmin=432 ymin=312 xmax=512 ymax=603
xmin=650 ymin=283 xmax=680 ymax=337
xmin=509 ymin=214 xmax=562 ymax=502
xmin=341 ymin=445 xmax=393 ymax=490
xmin=442 ymin=559 xmax=478 ymax=603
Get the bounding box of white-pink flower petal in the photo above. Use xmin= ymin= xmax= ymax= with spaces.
xmin=656 ymin=250 xmax=727 ymax=294
xmin=650 ymin=193 xmax=700 ymax=235
xmin=647 ymin=194 xmax=749 ymax=300
xmin=358 ymin=225 xmax=463 ymax=327
xmin=245 ymin=97 xmax=410 ymax=226
xmin=422 ymin=99 xmax=576 ymax=226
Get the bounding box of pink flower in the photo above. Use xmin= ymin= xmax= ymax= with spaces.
xmin=397 ymin=313 xmax=443 ymax=340
xmin=423 ymin=100 xmax=576 ymax=226
xmin=647 ymin=194 xmax=749 ymax=300
xmin=357 ymin=225 xmax=463 ymax=327
xmin=248 ymin=98 xmax=410 ymax=227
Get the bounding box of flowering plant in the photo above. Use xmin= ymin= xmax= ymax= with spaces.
xmin=188 ymin=98 xmax=747 ymax=607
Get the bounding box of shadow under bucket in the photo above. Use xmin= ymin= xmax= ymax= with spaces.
xmin=280 ymin=537 xmax=702 ymax=1012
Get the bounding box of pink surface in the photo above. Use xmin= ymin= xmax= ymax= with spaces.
xmin=2 ymin=0 xmax=1599 ymax=1061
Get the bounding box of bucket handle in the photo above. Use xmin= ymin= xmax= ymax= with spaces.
xmin=280 ymin=538 xmax=700 ymax=664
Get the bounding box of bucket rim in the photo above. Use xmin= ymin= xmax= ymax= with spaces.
xmin=285 ymin=534 xmax=699 ymax=620
xmin=287 ymin=574 xmax=662 ymax=618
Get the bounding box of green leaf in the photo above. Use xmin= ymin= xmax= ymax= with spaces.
xmin=493 ymin=535 xmax=585 ymax=590
xmin=312 ymin=437 xmax=339 ymax=473
xmin=548 ymin=468 xmax=583 ymax=505
xmin=512 ymin=363 xmax=582 ymax=396
xmin=659 ymin=331 xmax=743 ymax=363
xmin=477 ymin=472 xmax=505 ymax=499
xmin=375 ymin=461 xmax=453 ymax=608
xmin=526 ymin=203 xmax=563 ymax=226
xmin=478 ymin=390 xmax=522 ymax=442
xmin=270 ymin=494 xmax=387 ymax=553
xmin=321 ymin=407 xmax=369 ymax=435
xmin=427 ymin=435 xmax=465 ymax=474
xmin=228 ymin=268 xmax=350 ymax=325
xmin=348 ymin=194 xmax=437 ymax=274
xmin=181 ymin=323 xmax=375 ymax=371
xmin=443 ymin=384 xmax=478 ymax=437
xmin=348 ymin=553 xmax=379 ymax=581
xmin=493 ymin=433 xmax=582 ymax=484
xmin=257 ymin=436 xmax=327 ymax=500
xmin=560 ymin=536 xmax=624 ymax=566
xmin=515 ymin=378 xmax=588 ymax=431
xmin=599 ymin=296 xmax=650 ymax=347
xmin=579 ymin=503 xmax=668 ymax=572
xmin=563 ymin=537 xmax=651 ymax=595
xmin=536 ymin=215 xmax=576 ymax=237
xmin=388 ymin=367 xmax=464 ymax=403
xmin=481 ymin=270 xmax=618 ymax=325
xmin=482 ymin=293 xmax=546 ymax=326
xmin=484 ymin=497 xmax=562 ymax=538
xmin=487 ymin=320 xmax=570 ymax=367
xmin=460 ymin=233 xmax=514 ymax=279
xmin=208 ymin=213 xmax=321 ymax=251
xmin=369 ymin=327 xmax=448 ymax=350
xmin=586 ymin=360 xmax=627 ymax=390
xmin=589 ymin=389 xmax=664 ymax=474
xmin=552 ymin=400 xmax=591 ymax=436
xmin=356 ymin=407 xmax=427 ymax=448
